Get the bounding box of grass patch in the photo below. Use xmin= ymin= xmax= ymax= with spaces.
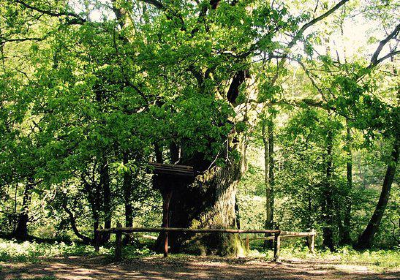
xmin=248 ymin=240 xmax=400 ymax=272
xmin=122 ymin=244 xmax=156 ymax=259
xmin=0 ymin=238 xmax=157 ymax=263
xmin=0 ymin=238 xmax=111 ymax=263
xmin=1 ymin=238 xmax=399 ymax=272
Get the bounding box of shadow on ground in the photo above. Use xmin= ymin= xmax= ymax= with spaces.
xmin=1 ymin=256 xmax=399 ymax=280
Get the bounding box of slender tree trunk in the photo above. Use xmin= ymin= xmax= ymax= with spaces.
xmin=123 ymin=152 xmax=134 ymax=243
xmin=13 ymin=184 xmax=18 ymax=232
xmin=262 ymin=115 xmax=274 ymax=248
xmin=341 ymin=122 xmax=353 ymax=245
xmin=355 ymin=139 xmax=399 ymax=249
xmin=322 ymin=128 xmax=335 ymax=251
xmin=100 ymin=158 xmax=112 ymax=242
xmin=336 ymin=201 xmax=345 ymax=244
xmin=14 ymin=181 xmax=32 ymax=240
xmin=123 ymin=153 xmax=133 ymax=228
xmin=235 ymin=196 xmax=241 ymax=229
xmin=307 ymin=191 xmax=313 ymax=229
xmin=322 ymin=44 xmax=335 ymax=251
xmin=154 ymin=143 xmax=163 ymax=163
xmin=82 ymin=169 xmax=101 ymax=244
xmin=356 ymin=61 xmax=399 ymax=249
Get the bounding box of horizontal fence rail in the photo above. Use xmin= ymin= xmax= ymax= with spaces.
xmin=280 ymin=231 xmax=316 ymax=236
xmin=244 ymin=229 xmax=316 ymax=256
xmin=97 ymin=227 xmax=281 ymax=234
xmin=95 ymin=225 xmax=316 ymax=261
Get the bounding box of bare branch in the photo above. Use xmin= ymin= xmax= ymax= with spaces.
xmin=257 ymin=0 xmax=349 ymax=86
xmin=296 ymin=60 xmax=329 ymax=103
xmin=14 ymin=0 xmax=86 ymax=24
xmin=369 ymin=23 xmax=400 ymax=68
xmin=280 ymin=0 xmax=350 ymax=62
xmin=296 ymin=0 xmax=349 ymax=40
xmin=372 ymin=50 xmax=400 ymax=68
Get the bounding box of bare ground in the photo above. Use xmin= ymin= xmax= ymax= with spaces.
xmin=1 ymin=256 xmax=399 ymax=280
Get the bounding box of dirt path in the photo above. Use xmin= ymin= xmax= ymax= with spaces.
xmin=1 ymin=256 xmax=399 ymax=280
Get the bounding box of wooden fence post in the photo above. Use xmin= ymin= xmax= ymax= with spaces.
xmin=164 ymin=230 xmax=169 ymax=258
xmin=273 ymin=230 xmax=281 ymax=261
xmin=245 ymin=236 xmax=250 ymax=251
xmin=115 ymin=222 xmax=123 ymax=261
xmin=163 ymin=190 xmax=172 ymax=258
xmin=308 ymin=229 xmax=315 ymax=254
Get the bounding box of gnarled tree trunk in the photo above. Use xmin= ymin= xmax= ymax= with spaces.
xmin=154 ymin=137 xmax=247 ymax=256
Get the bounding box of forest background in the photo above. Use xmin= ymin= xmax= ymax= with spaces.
xmin=0 ymin=0 xmax=399 ymax=260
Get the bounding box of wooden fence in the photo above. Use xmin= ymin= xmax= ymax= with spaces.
xmin=96 ymin=224 xmax=316 ymax=261
xmin=244 ymin=229 xmax=316 ymax=253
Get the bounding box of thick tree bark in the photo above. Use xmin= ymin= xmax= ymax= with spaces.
xmin=154 ymin=142 xmax=246 ymax=256
xmin=355 ymin=139 xmax=399 ymax=249
xmin=322 ymin=128 xmax=335 ymax=251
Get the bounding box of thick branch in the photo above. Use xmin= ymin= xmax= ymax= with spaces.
xmin=263 ymin=97 xmax=353 ymax=120
xmin=278 ymin=98 xmax=327 ymax=110
xmin=0 ymin=37 xmax=44 ymax=43
xmin=227 ymin=70 xmax=248 ymax=104
xmin=62 ymin=201 xmax=93 ymax=244
xmin=141 ymin=0 xmax=164 ymax=9
xmin=369 ymin=23 xmax=400 ymax=68
xmin=296 ymin=0 xmax=349 ymax=39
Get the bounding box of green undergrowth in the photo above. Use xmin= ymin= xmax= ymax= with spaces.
xmin=0 ymin=238 xmax=111 ymax=263
xmin=1 ymin=238 xmax=399 ymax=272
xmin=121 ymin=244 xmax=156 ymax=259
xmin=0 ymin=238 xmax=159 ymax=263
